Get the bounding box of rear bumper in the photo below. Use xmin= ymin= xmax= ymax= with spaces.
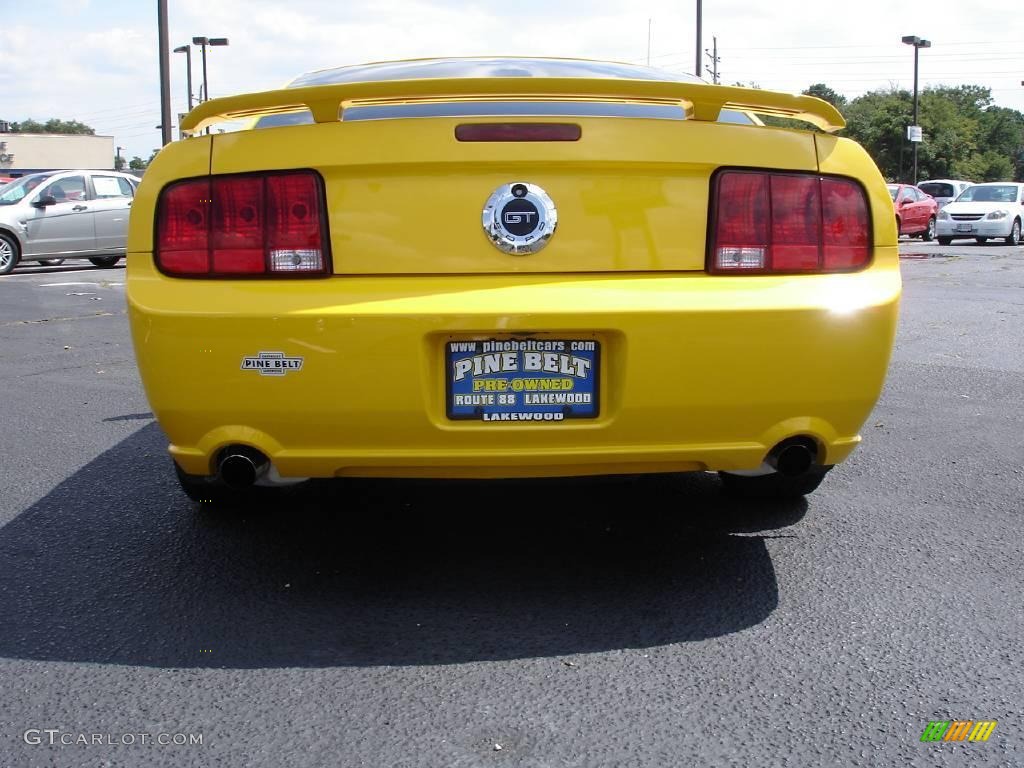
xmin=126 ymin=252 xmax=901 ymax=479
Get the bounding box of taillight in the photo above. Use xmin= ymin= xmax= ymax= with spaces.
xmin=709 ymin=170 xmax=870 ymax=274
xmin=156 ymin=170 xmax=329 ymax=277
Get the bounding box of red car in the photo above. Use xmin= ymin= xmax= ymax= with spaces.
xmin=887 ymin=183 xmax=938 ymax=240
xmin=0 ymin=176 xmax=14 ymax=186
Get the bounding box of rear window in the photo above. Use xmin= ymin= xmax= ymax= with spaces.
xmin=887 ymin=185 xmax=899 ymax=201
xmin=255 ymin=102 xmax=756 ymax=129
xmin=919 ymin=182 xmax=953 ymax=198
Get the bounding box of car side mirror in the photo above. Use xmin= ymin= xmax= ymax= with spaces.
xmin=32 ymin=195 xmax=57 ymax=208
xmin=899 ymin=199 xmax=911 ymax=206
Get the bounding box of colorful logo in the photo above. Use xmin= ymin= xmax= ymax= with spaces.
xmin=920 ymin=720 xmax=997 ymax=742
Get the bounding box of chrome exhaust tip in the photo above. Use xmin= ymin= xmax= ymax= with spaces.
xmin=217 ymin=446 xmax=269 ymax=489
xmin=767 ymin=438 xmax=817 ymax=478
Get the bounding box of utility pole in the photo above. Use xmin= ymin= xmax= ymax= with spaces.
xmin=704 ymin=36 xmax=720 ymax=84
xmin=157 ymin=0 xmax=172 ymax=146
xmin=694 ymin=0 xmax=702 ymax=78
xmin=115 ymin=146 xmax=124 ymax=170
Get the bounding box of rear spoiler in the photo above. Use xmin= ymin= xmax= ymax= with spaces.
xmin=179 ymin=78 xmax=845 ymax=136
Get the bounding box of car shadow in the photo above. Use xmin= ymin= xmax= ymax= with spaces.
xmin=11 ymin=262 xmax=125 ymax=276
xmin=0 ymin=423 xmax=806 ymax=669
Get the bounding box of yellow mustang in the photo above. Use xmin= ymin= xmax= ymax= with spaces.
xmin=126 ymin=57 xmax=900 ymax=505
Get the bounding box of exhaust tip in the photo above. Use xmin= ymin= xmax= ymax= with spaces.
xmin=767 ymin=438 xmax=817 ymax=477
xmin=217 ymin=446 xmax=269 ymax=489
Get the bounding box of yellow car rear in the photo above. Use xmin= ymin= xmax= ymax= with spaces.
xmin=126 ymin=58 xmax=900 ymax=503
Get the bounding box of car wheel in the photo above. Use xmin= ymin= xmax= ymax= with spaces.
xmin=0 ymin=232 xmax=18 ymax=275
xmin=718 ymin=466 xmax=832 ymax=500
xmin=1005 ymin=219 xmax=1021 ymax=246
xmin=923 ymin=217 xmax=936 ymax=242
xmin=89 ymin=255 xmax=121 ymax=268
xmin=937 ymin=237 xmax=952 ymax=246
xmin=975 ymin=238 xmax=988 ymax=245
xmin=37 ymin=258 xmax=66 ymax=267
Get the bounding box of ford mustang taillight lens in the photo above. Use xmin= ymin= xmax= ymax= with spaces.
xmin=156 ymin=170 xmax=329 ymax=277
xmin=709 ymin=170 xmax=871 ymax=273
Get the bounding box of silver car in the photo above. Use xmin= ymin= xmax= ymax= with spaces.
xmin=0 ymin=170 xmax=139 ymax=275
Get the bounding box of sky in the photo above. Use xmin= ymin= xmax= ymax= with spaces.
xmin=0 ymin=0 xmax=1021 ymax=162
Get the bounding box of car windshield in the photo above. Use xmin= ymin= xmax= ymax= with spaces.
xmin=956 ymin=185 xmax=1019 ymax=203
xmin=919 ymin=182 xmax=953 ymax=198
xmin=887 ymin=185 xmax=899 ymax=201
xmin=0 ymin=173 xmax=54 ymax=205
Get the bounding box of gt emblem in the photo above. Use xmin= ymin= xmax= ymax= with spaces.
xmin=504 ymin=211 xmax=536 ymax=225
xmin=482 ymin=182 xmax=558 ymax=255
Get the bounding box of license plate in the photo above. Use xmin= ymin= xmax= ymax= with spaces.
xmin=446 ymin=339 xmax=600 ymax=422
xmin=956 ymin=223 xmax=974 ymax=232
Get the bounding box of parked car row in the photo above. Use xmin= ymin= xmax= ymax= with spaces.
xmin=887 ymin=178 xmax=1023 ymax=246
xmin=0 ymin=170 xmax=139 ymax=275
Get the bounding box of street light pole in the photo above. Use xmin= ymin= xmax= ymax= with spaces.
xmin=192 ymin=36 xmax=229 ymax=104
xmin=192 ymin=36 xmax=228 ymax=134
xmin=115 ymin=146 xmax=124 ymax=170
xmin=173 ymin=45 xmax=194 ymax=110
xmin=194 ymin=37 xmax=209 ymax=103
xmin=901 ymin=35 xmax=931 ymax=185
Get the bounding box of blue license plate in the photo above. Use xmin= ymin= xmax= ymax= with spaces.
xmin=446 ymin=339 xmax=600 ymax=422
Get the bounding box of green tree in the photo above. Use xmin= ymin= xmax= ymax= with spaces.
xmin=836 ymin=82 xmax=1024 ymax=182
xmin=42 ymin=118 xmax=94 ymax=135
xmin=128 ymin=156 xmax=146 ymax=170
xmin=956 ymin=150 xmax=1015 ymax=182
xmin=10 ymin=118 xmax=95 ymax=135
xmin=915 ymin=89 xmax=979 ymax=180
xmin=113 ymin=155 xmax=126 ymax=171
xmin=976 ymin=106 xmax=1024 ymax=181
xmin=803 ymin=83 xmax=847 ymax=109
xmin=11 ymin=119 xmax=46 ymax=133
xmin=840 ymin=88 xmax=914 ymax=180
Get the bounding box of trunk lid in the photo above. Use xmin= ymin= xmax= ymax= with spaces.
xmin=209 ymin=114 xmax=820 ymax=274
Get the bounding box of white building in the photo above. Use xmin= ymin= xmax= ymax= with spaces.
xmin=0 ymin=133 xmax=115 ymax=175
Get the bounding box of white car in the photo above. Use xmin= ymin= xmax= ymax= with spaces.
xmin=935 ymin=182 xmax=1024 ymax=246
xmin=918 ymin=179 xmax=973 ymax=209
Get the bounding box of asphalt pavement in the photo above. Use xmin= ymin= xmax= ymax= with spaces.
xmin=0 ymin=245 xmax=1021 ymax=767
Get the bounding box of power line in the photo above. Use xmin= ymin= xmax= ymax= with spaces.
xmin=715 ymin=40 xmax=1002 ymax=51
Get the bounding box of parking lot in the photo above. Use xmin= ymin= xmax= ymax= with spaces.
xmin=0 ymin=244 xmax=1021 ymax=766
